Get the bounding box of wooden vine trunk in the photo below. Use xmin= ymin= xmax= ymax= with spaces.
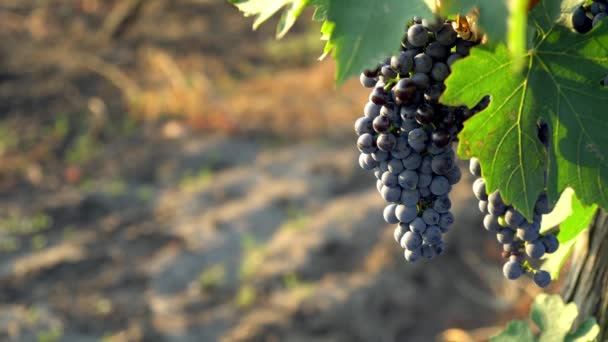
xmin=561 ymin=210 xmax=608 ymax=341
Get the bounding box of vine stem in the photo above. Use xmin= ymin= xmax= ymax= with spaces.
xmin=561 ymin=209 xmax=608 ymax=341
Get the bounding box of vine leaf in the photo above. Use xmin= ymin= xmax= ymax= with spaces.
xmin=323 ymin=0 xmax=434 ymax=84
xmin=229 ymin=0 xmax=314 ymax=38
xmin=491 ymin=294 xmax=600 ymax=342
xmin=442 ymin=13 xmax=608 ymax=219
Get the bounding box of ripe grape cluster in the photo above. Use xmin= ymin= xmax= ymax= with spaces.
xmin=468 ymin=155 xmax=558 ymax=288
xmin=355 ymin=17 xmax=486 ymax=262
xmin=572 ymin=0 xmax=608 ymax=34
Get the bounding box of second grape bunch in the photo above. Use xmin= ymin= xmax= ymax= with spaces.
xmin=469 ymin=157 xmax=558 ymax=288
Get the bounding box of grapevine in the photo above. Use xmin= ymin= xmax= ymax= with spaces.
xmin=232 ymin=0 xmax=608 ymax=336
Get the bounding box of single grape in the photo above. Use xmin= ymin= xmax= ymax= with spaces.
xmin=517 ymin=222 xmax=539 ymax=242
xmin=415 ymin=103 xmax=434 ymax=125
xmin=404 ymin=248 xmax=422 ymax=262
xmin=394 ymin=78 xmax=417 ymax=103
xmin=422 ymin=208 xmax=440 ymax=225
xmin=381 ymin=65 xmax=397 ymax=79
xmin=398 ymin=170 xmax=419 ymax=189
xmin=360 ymin=73 xmax=377 ymax=88
xmin=373 ymin=114 xmax=390 ymax=133
xmin=381 ymin=185 xmax=402 ymax=203
xmin=369 ymin=86 xmax=387 ymax=105
xmin=413 ymin=53 xmax=433 ymax=73
xmin=409 ymin=217 xmax=428 ymax=234
xmin=432 ymin=130 xmax=451 ymax=148
xmin=388 ymin=158 xmax=405 ymax=175
xmin=542 ymin=234 xmax=559 ymax=253
xmin=391 ymin=51 xmax=415 ymax=74
xmin=433 ymin=241 xmax=446 ymax=256
xmin=410 ymin=73 xmax=430 ymax=90
xmin=357 ymin=133 xmax=375 ymax=154
xmin=439 ymin=212 xmax=454 ymax=232
xmin=497 ymin=228 xmax=515 ymax=244
xmin=359 ymin=153 xmax=377 ymax=170
xmin=503 ymin=260 xmax=523 ymax=280
xmin=431 ymin=62 xmax=450 ymax=82
xmin=408 ymin=128 xmax=428 ymax=152
xmin=394 ymin=223 xmax=408 ymax=243
xmin=505 ymin=208 xmax=525 ymax=228
xmin=402 ymin=152 xmax=422 ymax=169
xmin=424 ymin=83 xmax=445 ymax=103
xmin=487 ymin=191 xmax=506 ymax=216
xmin=418 ymin=173 xmax=433 ymax=188
xmin=533 ymin=270 xmax=551 ymax=288
xmin=455 ymin=38 xmax=475 ymax=56
xmin=383 ymin=204 xmax=400 ymax=224
xmin=535 ymin=192 xmax=550 ymax=215
xmin=431 ymin=152 xmax=455 ymax=175
xmin=401 ymin=189 xmax=420 ymax=206
xmin=469 ymin=158 xmax=481 ymax=177
xmin=391 ymin=136 xmax=412 ymax=159
xmin=364 ymin=102 xmax=381 ymax=118
xmin=422 ymin=16 xmax=444 ymax=32
xmin=526 ymin=240 xmax=546 ymax=259
xmin=396 ymin=204 xmax=418 ymax=223
xmin=380 ymin=103 xmax=400 ymax=122
xmin=377 ymin=133 xmax=397 ymax=152
xmin=407 ymin=24 xmax=429 ymax=47
xmin=446 ymin=53 xmax=463 ymax=67
xmin=572 ymin=5 xmax=592 ymax=33
xmin=425 ymin=41 xmax=449 ymax=61
xmin=401 ymin=231 xmax=423 ymax=249
xmin=436 ymin=23 xmax=458 ymax=46
xmin=433 ymin=195 xmax=451 ymax=213
xmin=472 ymin=178 xmax=488 ymax=200
xmin=483 ymin=214 xmax=501 ymax=232
xmin=430 ymin=176 xmax=450 ymax=196
xmin=354 ymin=116 xmax=374 ymax=135
xmin=594 ymin=13 xmax=608 ymax=27
xmin=381 ymin=171 xmax=398 ymax=187
xmin=422 ymin=225 xmax=442 ymax=245
xmin=445 ymin=166 xmax=462 ymax=185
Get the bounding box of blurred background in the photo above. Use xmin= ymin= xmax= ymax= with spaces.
xmin=0 ymin=1 xmax=559 ymax=341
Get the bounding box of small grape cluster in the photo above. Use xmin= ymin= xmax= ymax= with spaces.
xmin=572 ymin=0 xmax=608 ymax=34
xmin=469 ymin=157 xmax=559 ymax=288
xmin=355 ymin=17 xmax=486 ymax=262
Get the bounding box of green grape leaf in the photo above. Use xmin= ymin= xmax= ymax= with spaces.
xmin=493 ymin=295 xmax=600 ymax=342
xmin=490 ymin=320 xmax=535 ymax=342
xmin=532 ymin=294 xmax=596 ymax=342
xmin=565 ymin=318 xmax=601 ymax=342
xmin=439 ymin=0 xmax=508 ymax=43
xmin=323 ymin=0 xmax=434 ymax=84
xmin=441 ymin=14 xmax=608 ymax=219
xmin=230 ymin=0 xmax=313 ymax=38
xmin=309 ymin=0 xmax=328 ymax=21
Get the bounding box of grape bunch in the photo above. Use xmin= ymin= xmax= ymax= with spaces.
xmin=355 ymin=17 xmax=486 ymax=262
xmin=572 ymin=0 xmax=608 ymax=34
xmin=469 ymin=156 xmax=558 ymax=288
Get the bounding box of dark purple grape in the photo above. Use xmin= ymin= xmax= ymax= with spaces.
xmin=424 ymin=84 xmax=445 ymax=103
xmin=377 ymin=133 xmax=397 ymax=151
xmin=394 ymin=78 xmax=417 ymax=103
xmin=407 ymin=24 xmax=429 ymax=47
xmin=357 ymin=133 xmax=376 ymax=153
xmin=360 ymin=73 xmax=377 ymax=88
xmin=373 ymin=114 xmax=390 ymax=133
xmin=436 ymin=23 xmax=458 ymax=46
xmin=413 ymin=53 xmax=433 ymax=73
xmin=432 ymin=130 xmax=451 ymax=148
xmin=572 ymin=6 xmax=592 ymax=33
xmin=426 ymin=41 xmax=449 ymax=61
xmin=415 ymin=103 xmax=434 ymax=125
xmin=446 ymin=53 xmax=463 ymax=67
xmin=354 ymin=116 xmax=374 ymax=135
xmin=381 ymin=65 xmax=398 ymax=79
xmin=431 ymin=62 xmax=450 ymax=82
xmin=410 ymin=73 xmax=430 ymax=89
xmin=369 ymin=87 xmax=387 ymax=105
